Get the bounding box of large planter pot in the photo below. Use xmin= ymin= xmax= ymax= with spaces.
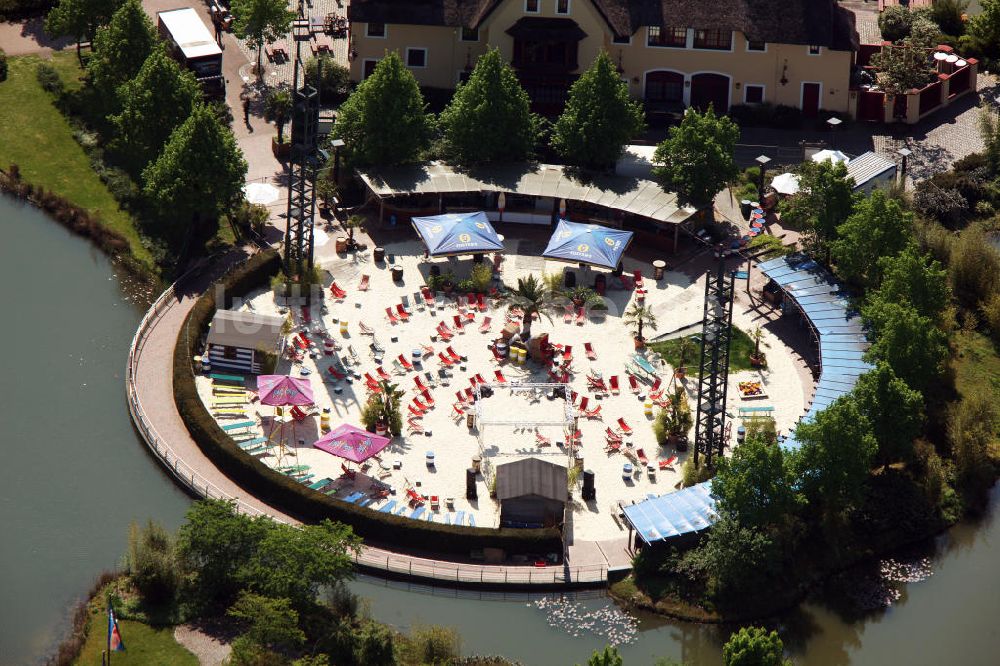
xmin=442 ymin=281 xmax=454 ymax=294
xmin=272 ymin=137 xmax=291 ymax=159
xmin=675 ymin=367 xmax=686 ymax=379
xmin=375 ymin=420 xmax=388 ymax=436
xmin=633 ymin=336 xmax=645 ymax=350
xmin=750 ymin=354 xmax=765 ymax=368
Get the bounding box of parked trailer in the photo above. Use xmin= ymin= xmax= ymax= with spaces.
xmin=157 ymin=8 xmax=224 ymax=96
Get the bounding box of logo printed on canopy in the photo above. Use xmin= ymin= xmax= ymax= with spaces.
xmin=411 ymin=212 xmax=503 ymax=257
xmin=542 ymin=219 xmax=634 ymax=270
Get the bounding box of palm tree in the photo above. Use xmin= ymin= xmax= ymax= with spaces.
xmin=508 ymin=274 xmax=553 ymax=339
xmin=363 ymin=380 xmax=404 ymax=436
xmin=624 ymin=303 xmax=657 ymax=347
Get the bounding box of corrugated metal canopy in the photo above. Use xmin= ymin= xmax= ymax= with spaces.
xmin=206 ymin=310 xmax=286 ymax=351
xmin=357 ymin=162 xmax=699 ymax=226
xmin=758 ymin=254 xmax=873 ymax=452
xmin=621 ymin=482 xmax=718 ymax=544
xmin=846 ymin=151 xmax=897 ymax=189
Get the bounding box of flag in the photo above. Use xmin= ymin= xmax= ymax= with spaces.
xmin=108 ymin=606 xmax=126 ymax=652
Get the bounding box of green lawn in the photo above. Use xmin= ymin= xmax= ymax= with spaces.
xmin=952 ymin=330 xmax=1000 ymax=402
xmin=649 ymin=326 xmax=758 ymax=375
xmin=0 ymin=53 xmax=154 ymax=268
xmin=74 ymin=607 xmax=198 ymax=665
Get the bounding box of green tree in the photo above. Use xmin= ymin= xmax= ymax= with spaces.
xmin=438 ymin=48 xmax=541 ymax=164
xmin=264 ymin=88 xmax=293 ymax=143
xmin=832 ymin=190 xmax=913 ymax=288
xmin=852 ymin=362 xmax=924 ymax=470
xmin=948 ymin=393 xmax=999 ymax=503
xmin=781 ymin=159 xmax=857 ymax=264
xmin=862 ymin=299 xmax=949 ymax=394
xmin=230 ymin=0 xmax=296 ymax=79
xmin=874 ymin=246 xmax=950 ymax=320
xmin=176 ymin=500 xmax=361 ymax=610
xmin=723 ymin=626 xmax=790 ymax=666
xmin=551 ymin=51 xmax=644 ymax=170
xmin=948 ymin=225 xmax=1000 ymax=310
xmin=507 ymin=274 xmax=555 ymax=338
xmin=580 ymin=645 xmax=624 ymax=666
xmin=228 ymin=592 xmax=305 ymax=654
xmin=304 ymin=55 xmax=351 ymax=103
xmin=967 ymin=0 xmax=1000 ymax=60
xmin=355 ymin=622 xmax=396 ymax=666
xmin=653 ymin=105 xmax=739 ymax=206
xmin=878 ymin=5 xmax=914 ymax=42
xmin=110 ymin=47 xmax=201 ymax=173
xmin=333 ymin=52 xmax=432 ymax=167
xmin=931 ymin=0 xmax=970 ymax=37
xmin=679 ymin=511 xmax=779 ymax=599
xmin=871 ymin=18 xmax=940 ymax=94
xmin=45 ymin=0 xmax=124 ymax=61
xmin=86 ymin=0 xmax=156 ymax=93
xmin=790 ymin=396 xmax=877 ymax=523
xmin=143 ymin=104 xmax=247 ymax=245
xmin=712 ymin=432 xmax=799 ymax=529
xmin=126 ymin=519 xmax=179 ymax=604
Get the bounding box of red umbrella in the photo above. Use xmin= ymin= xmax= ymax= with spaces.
xmin=313 ymin=424 xmax=391 ymax=463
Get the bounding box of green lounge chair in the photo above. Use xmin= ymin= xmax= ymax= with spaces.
xmin=209 ymin=373 xmax=245 ymax=385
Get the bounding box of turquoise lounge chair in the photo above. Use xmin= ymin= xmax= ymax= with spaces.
xmin=209 ymin=373 xmax=245 ymax=384
xmin=238 ymin=437 xmax=267 ymax=449
xmin=309 ymin=477 xmax=333 ymax=491
xmin=342 ymin=492 xmax=364 ymax=504
xmin=379 ymin=500 xmax=397 ymax=513
xmin=410 ymin=506 xmax=425 ymax=520
xmin=222 ymin=421 xmax=255 ymax=431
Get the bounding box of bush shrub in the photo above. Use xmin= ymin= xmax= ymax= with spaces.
xmin=948 ymin=227 xmax=1000 ymax=308
xmin=35 ymin=61 xmax=64 ymax=95
xmin=880 ymin=5 xmax=914 ymax=42
xmin=126 ymin=520 xmax=179 ymax=605
xmin=305 ymin=56 xmax=351 ymax=104
xmin=401 ymin=624 xmax=461 ymax=665
xmin=914 ymin=184 xmax=968 ymax=227
xmin=0 ymin=48 xmax=8 ymax=82
xmin=173 ymin=250 xmax=562 ymax=557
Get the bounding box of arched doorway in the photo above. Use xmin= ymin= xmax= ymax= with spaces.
xmin=690 ymin=73 xmax=729 ymax=112
xmin=644 ymin=70 xmax=684 ymax=111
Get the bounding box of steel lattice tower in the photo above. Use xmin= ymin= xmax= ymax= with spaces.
xmin=693 ymin=258 xmax=735 ymax=468
xmin=283 ymin=8 xmax=322 ymax=279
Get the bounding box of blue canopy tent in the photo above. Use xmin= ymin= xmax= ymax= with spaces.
xmin=542 ymin=219 xmax=633 ymax=270
xmin=411 ymin=212 xmax=503 ymax=257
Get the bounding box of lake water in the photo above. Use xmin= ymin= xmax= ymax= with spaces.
xmin=2 ymin=194 xmax=999 ymax=665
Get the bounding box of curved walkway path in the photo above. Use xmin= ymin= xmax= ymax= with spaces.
xmin=127 ymin=257 xmax=621 ymax=587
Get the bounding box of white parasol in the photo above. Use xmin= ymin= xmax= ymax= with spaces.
xmin=771 ymin=173 xmax=801 ymax=195
xmin=243 ymin=182 xmax=281 ymax=205
xmin=810 ymin=149 xmax=850 ymax=165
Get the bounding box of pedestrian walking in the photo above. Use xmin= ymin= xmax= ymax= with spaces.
xmin=243 ymin=98 xmax=252 ymax=131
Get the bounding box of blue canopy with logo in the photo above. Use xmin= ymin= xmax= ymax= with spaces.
xmin=411 ymin=212 xmax=503 ymax=257
xmin=542 ymin=219 xmax=634 ymax=269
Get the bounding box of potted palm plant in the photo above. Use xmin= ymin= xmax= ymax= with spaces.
xmin=675 ymin=336 xmax=696 ymax=379
xmin=749 ymin=326 xmax=766 ymax=367
xmin=624 ymin=303 xmax=657 ymax=350
xmin=507 ymin=274 xmax=554 ymax=339
xmin=342 ymin=214 xmax=364 ymax=252
xmin=666 ymin=387 xmax=693 ymax=447
xmin=264 ymin=89 xmax=293 ymax=159
xmin=361 ymin=380 xmax=404 ymax=437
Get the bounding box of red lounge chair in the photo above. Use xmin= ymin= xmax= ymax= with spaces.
xmin=415 ymin=376 xmax=429 ymax=391
xmin=606 ymin=439 xmax=621 ymax=453
xmin=329 ymin=282 xmax=347 ymax=299
xmin=633 ymin=269 xmax=644 ymax=289
xmin=420 ymin=344 xmax=434 ymax=357
xmin=464 ymin=388 xmax=475 ymax=402
xmin=577 ymin=396 xmax=589 ymax=413
xmin=359 ymin=321 xmax=374 ymax=335
xmin=649 ymin=377 xmax=662 ymax=394
xmin=397 ymin=354 xmax=414 ymax=371
xmin=659 ymin=456 xmax=678 ymax=470
xmin=605 ymin=427 xmax=622 ymax=442
xmin=474 ymin=373 xmax=486 ymax=385
xmin=563 ymin=307 xmax=574 ymax=324
xmin=290 ymin=405 xmax=309 ymax=421
xmin=413 ymin=398 xmax=430 ymax=412
xmin=420 ymin=389 xmax=435 ymax=407
xmin=407 ymin=420 xmax=424 ymax=433
xmin=567 ymin=429 xmax=582 ymax=443
xmin=637 ymin=448 xmax=649 ymax=465
xmin=446 ymin=346 xmax=462 ymax=363
xmin=476 ymin=293 xmax=486 ymax=312
xmin=536 ymin=432 xmax=552 ymax=446
xmin=327 ymin=366 xmax=345 ymax=380
xmin=436 ymin=326 xmax=454 ymax=342
xmin=408 ymin=404 xmax=425 ymax=417
xmin=584 ymin=342 xmax=596 ymax=360
xmin=385 ymin=307 xmax=399 ymax=324
xmin=376 ymin=366 xmax=392 ymax=382
xmin=628 ymin=374 xmax=640 ymax=394
xmin=363 ymin=372 xmax=379 ymax=385
xmin=583 ymin=404 xmax=602 ymax=419
xmin=438 ymin=352 xmax=454 ymax=366
xmin=406 ymin=488 xmax=425 ymax=505
xmin=358 ymin=274 xmax=370 ymax=291
xmin=469 ymin=376 xmax=480 ymax=388
xmin=653 ymin=394 xmax=671 ymax=408
xmin=562 ymin=345 xmax=573 ymax=362
xmin=421 ymin=287 xmax=435 ymax=307
xmin=455 ymin=390 xmax=469 ymax=405
xmin=341 ymin=463 xmax=356 ymax=479
xmin=494 ymin=369 xmax=508 ymax=384
xmin=452 ymin=403 xmax=466 ymax=417
xmin=570 ymin=390 xmax=579 ymax=405
xmin=575 ymin=307 xmax=586 ymax=325
xmin=617 ymin=417 xmax=633 ymax=435
xmin=479 ymin=316 xmax=492 ymax=333
xmin=453 ymin=315 xmax=465 ymax=332
xmin=587 ymin=376 xmax=607 ymax=393
xmin=490 ymin=346 xmax=505 ymax=363
xmin=609 ymin=375 xmax=620 ymax=395
xmin=396 ymin=303 xmax=411 ymax=321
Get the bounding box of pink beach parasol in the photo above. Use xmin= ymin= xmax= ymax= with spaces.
xmin=313 ymin=424 xmax=391 ymax=463
xmin=257 ymin=375 xmax=315 ymax=406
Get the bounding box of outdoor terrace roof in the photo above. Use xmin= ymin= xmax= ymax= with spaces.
xmin=357 ymin=162 xmax=699 ymax=226
xmin=621 ymin=482 xmax=718 ymax=545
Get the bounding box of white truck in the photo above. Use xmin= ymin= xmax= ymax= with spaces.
xmin=157 ymin=8 xmax=224 ymax=96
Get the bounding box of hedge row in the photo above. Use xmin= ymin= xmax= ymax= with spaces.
xmin=172 ymin=251 xmax=563 ymax=557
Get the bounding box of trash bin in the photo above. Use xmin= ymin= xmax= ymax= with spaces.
xmin=373 ymin=246 xmax=385 ymax=263
xmin=564 ymin=270 xmax=576 ymax=288
xmin=335 ymin=237 xmax=348 ymax=253
xmin=652 ymin=260 xmax=666 ymax=280
xmin=740 ymin=199 xmax=752 ymax=219
xmin=391 ymin=265 xmax=403 ymax=281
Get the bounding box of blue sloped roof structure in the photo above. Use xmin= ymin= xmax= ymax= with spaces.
xmin=621 ymin=253 xmax=871 ymax=545
xmin=622 ymin=483 xmax=718 ymax=544
xmin=756 ymin=253 xmax=872 ymax=451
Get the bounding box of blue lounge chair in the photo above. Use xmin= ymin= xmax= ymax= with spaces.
xmin=342 ymin=491 xmax=364 ymax=504
xmin=410 ymin=506 xmax=426 ymax=520
xmin=379 ymin=500 xmax=397 ymax=513
xmin=395 ymin=505 xmax=409 ymax=516
xmin=455 ymin=511 xmax=466 ymax=526
xmin=444 ymin=514 xmax=452 ymax=525
xmin=468 ymin=514 xmax=475 ymax=527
